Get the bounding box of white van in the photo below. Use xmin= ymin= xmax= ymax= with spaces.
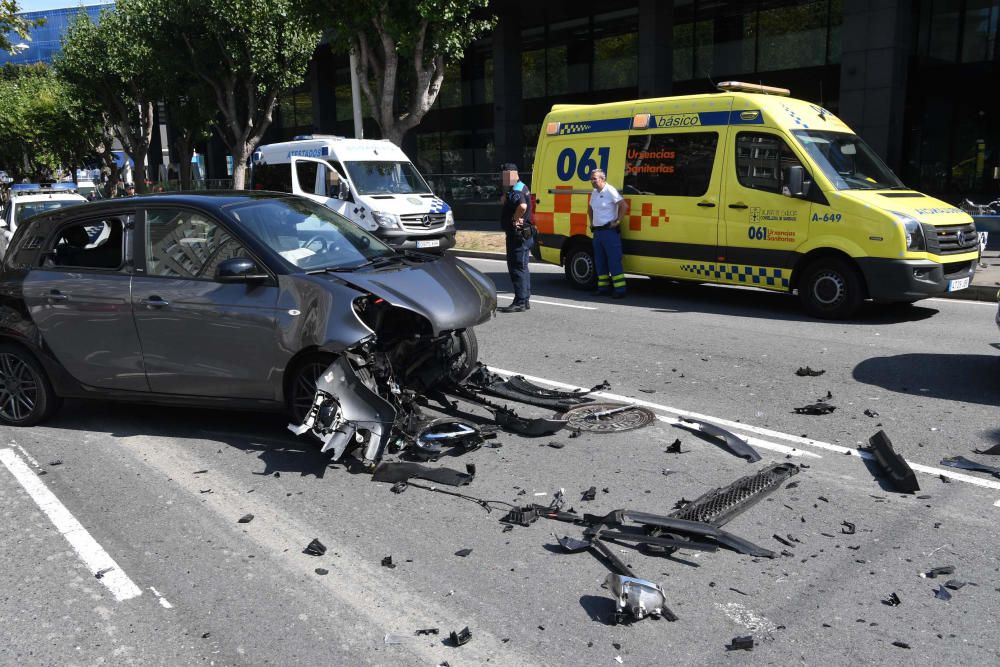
xmin=250 ymin=136 xmax=456 ymax=253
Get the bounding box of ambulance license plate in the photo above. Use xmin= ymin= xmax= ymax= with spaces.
xmin=947 ymin=277 xmax=970 ymax=291
xmin=416 ymin=239 xmax=440 ymax=249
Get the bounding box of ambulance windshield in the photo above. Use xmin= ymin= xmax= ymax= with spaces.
xmin=344 ymin=161 xmax=432 ymax=196
xmin=792 ymin=130 xmax=905 ymax=191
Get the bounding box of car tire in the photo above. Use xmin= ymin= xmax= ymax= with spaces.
xmin=447 ymin=328 xmax=479 ymax=383
xmin=286 ymin=353 xmax=337 ymax=424
xmin=564 ymin=243 xmax=596 ymax=290
xmin=0 ymin=343 xmax=61 ymax=426
xmin=799 ymin=257 xmax=864 ymax=320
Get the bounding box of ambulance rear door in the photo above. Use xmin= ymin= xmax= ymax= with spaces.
xmin=623 ymin=97 xmax=731 ymax=278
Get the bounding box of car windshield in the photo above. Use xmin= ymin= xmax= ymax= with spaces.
xmin=15 ymin=200 xmax=85 ymax=225
xmin=226 ymin=197 xmax=396 ymax=270
xmin=792 ymin=130 xmax=905 ymax=191
xmin=344 ymin=161 xmax=432 ymax=195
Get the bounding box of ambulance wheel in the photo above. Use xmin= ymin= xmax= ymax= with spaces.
xmin=565 ymin=245 xmax=596 ymax=290
xmin=799 ymin=257 xmax=864 ymax=320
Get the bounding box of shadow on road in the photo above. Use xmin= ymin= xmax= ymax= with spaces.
xmin=853 ymin=353 xmax=1000 ymax=407
xmin=43 ymin=401 xmax=340 ymax=478
xmin=481 ymin=269 xmax=940 ymax=325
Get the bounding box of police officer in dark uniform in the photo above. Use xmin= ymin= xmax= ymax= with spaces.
xmin=498 ymin=162 xmax=533 ymax=313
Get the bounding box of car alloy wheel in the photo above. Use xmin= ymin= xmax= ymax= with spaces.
xmin=0 ymin=352 xmax=38 ymax=422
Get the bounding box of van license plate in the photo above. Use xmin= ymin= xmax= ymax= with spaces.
xmin=416 ymin=239 xmax=440 ymax=248
xmin=947 ymin=277 xmax=970 ymax=291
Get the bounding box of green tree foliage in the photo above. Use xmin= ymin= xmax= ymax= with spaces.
xmin=310 ymin=0 xmax=496 ymax=146
xmin=1 ymin=0 xmax=44 ymax=54
xmin=131 ymin=0 xmax=322 ymax=189
xmin=0 ymin=64 xmax=103 ymax=180
xmin=56 ymin=4 xmax=160 ymax=192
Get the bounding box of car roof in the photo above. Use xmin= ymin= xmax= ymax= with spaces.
xmin=12 ymin=193 xmax=87 ymax=204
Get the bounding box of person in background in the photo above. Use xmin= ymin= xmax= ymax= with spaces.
xmin=587 ymin=169 xmax=627 ymax=298
xmin=497 ymin=162 xmax=533 ymax=313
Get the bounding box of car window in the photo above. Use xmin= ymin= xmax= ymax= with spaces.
xmin=251 ymin=163 xmax=292 ymax=192
xmin=45 ymin=218 xmax=125 ymax=270
xmin=623 ymin=132 xmax=719 ymax=197
xmin=145 ymin=208 xmax=246 ymax=279
xmin=15 ymin=199 xmax=85 ymax=225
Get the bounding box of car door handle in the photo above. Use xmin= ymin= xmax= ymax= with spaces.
xmin=697 ymin=201 xmax=716 ymax=208
xmin=140 ymin=297 xmax=170 ymax=308
xmin=47 ymin=290 xmax=68 ymax=301
xmin=728 ymin=203 xmax=749 ymax=210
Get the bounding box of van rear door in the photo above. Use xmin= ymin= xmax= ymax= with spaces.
xmin=622 ymin=99 xmax=730 ymax=276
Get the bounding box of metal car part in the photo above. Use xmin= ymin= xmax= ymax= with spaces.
xmin=560 ymin=402 xmax=656 ymax=433
xmin=667 ymin=463 xmax=800 ymax=527
xmin=371 ymin=461 xmax=476 ymax=486
xmin=675 ymin=417 xmax=762 ymax=462
xmin=412 ymin=420 xmax=482 ymax=460
xmin=863 ymin=430 xmax=920 ymax=493
xmin=605 ymin=573 xmax=677 ymax=623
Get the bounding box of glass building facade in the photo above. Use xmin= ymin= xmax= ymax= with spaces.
xmin=0 ymin=4 xmax=112 ymax=66
xmin=258 ymin=1 xmax=1000 ymax=205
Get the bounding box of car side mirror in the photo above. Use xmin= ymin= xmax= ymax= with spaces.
xmin=215 ymin=257 xmax=269 ymax=283
xmin=784 ymin=165 xmax=807 ymax=198
xmin=337 ymin=181 xmax=350 ymax=200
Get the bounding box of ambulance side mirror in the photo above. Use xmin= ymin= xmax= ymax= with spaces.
xmin=337 ymin=180 xmax=351 ymax=200
xmin=784 ymin=165 xmax=807 ymax=198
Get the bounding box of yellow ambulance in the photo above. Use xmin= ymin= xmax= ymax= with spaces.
xmin=530 ymin=82 xmax=980 ymax=318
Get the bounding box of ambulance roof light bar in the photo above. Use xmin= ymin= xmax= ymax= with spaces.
xmin=716 ymin=81 xmax=791 ymax=97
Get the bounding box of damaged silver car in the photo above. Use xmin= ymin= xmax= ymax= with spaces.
xmin=0 ymin=192 xmax=495 ymax=454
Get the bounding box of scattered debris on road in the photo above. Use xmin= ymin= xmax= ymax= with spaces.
xmin=303 ymin=539 xmax=327 ymax=557
xmin=921 ymin=565 xmax=955 ymax=578
xmin=940 ymin=456 xmax=1000 ymax=478
xmin=882 ymin=592 xmax=902 ymax=607
xmin=726 ymin=636 xmax=755 ymax=651
xmin=454 ymin=548 xmax=473 ymax=557
xmin=674 ymin=418 xmax=762 ymax=462
xmin=605 ymin=573 xmax=675 ymax=624
xmin=795 ymin=367 xmax=825 ymax=377
xmin=794 ymin=403 xmax=836 ymax=415
xmin=372 ymin=462 xmax=476 ymax=486
xmin=381 ymin=556 xmax=396 ymax=568
xmin=238 ymin=514 xmax=254 ymax=524
xmin=448 ymin=627 xmax=472 ymax=646
xmin=863 ymin=431 xmax=920 ymax=493
xmin=864 ymin=408 xmax=880 ymax=418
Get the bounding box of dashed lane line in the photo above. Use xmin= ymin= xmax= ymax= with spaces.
xmin=0 ymin=447 xmax=143 ymax=602
xmin=489 ymin=367 xmax=1000 ymax=495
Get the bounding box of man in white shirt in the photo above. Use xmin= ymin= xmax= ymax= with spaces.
xmin=587 ymin=169 xmax=627 ymax=297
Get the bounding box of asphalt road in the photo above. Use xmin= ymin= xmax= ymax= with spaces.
xmin=2 ymin=258 xmax=999 ymax=666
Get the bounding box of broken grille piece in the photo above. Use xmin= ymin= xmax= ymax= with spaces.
xmin=668 ymin=462 xmax=800 ymax=527
xmin=561 ymin=403 xmax=656 ymax=433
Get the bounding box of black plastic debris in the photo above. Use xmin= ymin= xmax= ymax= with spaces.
xmin=454 ymin=548 xmax=473 ymax=557
xmin=568 ymin=429 xmax=581 ymax=439
xmin=944 ymin=579 xmax=966 ymax=590
xmin=582 ymin=486 xmax=597 ymax=501
xmin=973 ymin=444 xmax=1000 ymax=455
xmin=314 ymin=567 xmax=329 ymax=575
xmin=49 ymin=459 xmax=63 ymax=466
xmin=303 ymin=539 xmax=327 ymax=557
xmin=675 ymin=417 xmax=762 ymax=462
xmin=939 ymin=475 xmax=951 ymax=483
xmin=863 ymin=431 xmax=920 ymax=493
xmin=794 ymin=403 xmax=836 ymax=415
xmin=238 ymin=514 xmax=254 ymax=524
xmin=193 ymin=469 xmax=208 ymax=474
xmin=391 ymin=481 xmax=408 ymax=494
xmin=466 ymin=365 xmax=597 ymax=410
xmin=547 ymin=441 xmax=565 ymax=449
xmin=95 ymin=567 xmax=113 ymax=579
xmin=841 ymin=521 xmax=856 ymax=535
xmin=864 ymin=408 xmax=880 ymax=418
xmin=381 ymin=556 xmax=396 ymax=568
xmin=501 ymin=507 xmax=539 ymax=526
xmin=882 ymin=592 xmax=902 ymax=607
xmin=785 ymin=481 xmax=799 ymax=489
xmin=795 ymin=367 xmax=825 ymax=377
xmin=416 ymin=628 xmax=439 ymax=636
xmin=502 ymin=525 xmax=513 ymax=533
xmin=449 ymin=627 xmax=472 ymax=646
xmin=922 ymin=565 xmax=955 ymax=579
xmin=773 ymin=534 xmax=794 ymax=547
xmin=556 ymin=535 xmax=592 ymax=552
xmin=934 ymin=585 xmax=952 ymax=601
xmin=372 ymin=462 xmax=476 ymax=487
xmin=666 ymin=438 xmax=685 ymax=454
xmin=892 ymin=641 xmax=911 ymax=649
xmin=727 ymin=636 xmax=754 ymax=651
xmin=940 ymin=456 xmax=1000 ymax=478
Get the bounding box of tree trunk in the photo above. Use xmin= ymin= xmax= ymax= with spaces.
xmin=231 ymin=144 xmax=250 ymax=190
xmin=127 ymin=146 xmax=150 ymax=193
xmin=172 ymin=132 xmax=194 ymax=191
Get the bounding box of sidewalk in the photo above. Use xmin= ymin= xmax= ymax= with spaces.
xmin=450 ymin=228 xmax=999 ymax=303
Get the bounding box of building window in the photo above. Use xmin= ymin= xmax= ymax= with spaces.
xmin=961 ymin=0 xmax=1000 ymax=62
xmin=758 ymin=1 xmax=828 ymax=72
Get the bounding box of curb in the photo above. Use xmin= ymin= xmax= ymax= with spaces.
xmin=449 ymin=249 xmax=998 ymax=303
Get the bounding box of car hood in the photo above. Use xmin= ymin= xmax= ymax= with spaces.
xmin=358 ymin=193 xmax=451 ymax=215
xmin=836 ymin=190 xmax=974 ymax=226
xmin=328 ymin=255 xmax=495 ymax=334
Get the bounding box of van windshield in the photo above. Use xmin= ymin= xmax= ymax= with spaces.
xmin=792 ymin=130 xmax=906 ymax=191
xmin=344 ymin=161 xmax=432 ymax=195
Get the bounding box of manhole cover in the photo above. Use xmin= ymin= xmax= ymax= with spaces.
xmin=560 ymin=403 xmax=655 ymax=433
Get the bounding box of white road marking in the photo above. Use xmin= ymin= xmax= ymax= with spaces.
xmin=11 ymin=442 xmax=40 ymax=468
xmin=0 ymin=448 xmax=143 ymax=602
xmin=489 ymin=368 xmax=1000 ymax=493
xmin=496 ymin=292 xmax=598 ymax=310
xmin=926 ymin=297 xmax=995 ymax=306
xmin=149 ymin=586 xmax=174 ymax=609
